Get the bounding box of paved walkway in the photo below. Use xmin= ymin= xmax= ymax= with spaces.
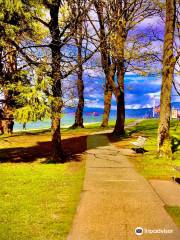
xmin=150 ymin=180 xmax=180 ymax=207
xmin=68 ymin=133 xmax=180 ymax=240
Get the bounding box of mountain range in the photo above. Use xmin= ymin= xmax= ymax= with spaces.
xmin=65 ymin=102 xmax=180 ymax=119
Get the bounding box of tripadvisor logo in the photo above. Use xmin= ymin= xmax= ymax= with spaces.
xmin=135 ymin=227 xmax=173 ymax=236
xmin=135 ymin=227 xmax=143 ymax=236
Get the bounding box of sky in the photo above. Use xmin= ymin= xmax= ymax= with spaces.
xmin=83 ymin=72 xmax=180 ymax=110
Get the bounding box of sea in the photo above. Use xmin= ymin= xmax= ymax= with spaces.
xmin=13 ymin=107 xmax=154 ymax=131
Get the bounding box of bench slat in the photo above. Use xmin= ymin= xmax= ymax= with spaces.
xmin=130 ymin=136 xmax=147 ymax=148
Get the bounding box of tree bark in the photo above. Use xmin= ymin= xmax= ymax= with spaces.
xmin=101 ymin=83 xmax=112 ymax=127
xmin=72 ymin=12 xmax=84 ymax=129
xmin=113 ymin=61 xmax=125 ymax=135
xmin=112 ymin=3 xmax=126 ymax=136
xmin=95 ymin=0 xmax=113 ymax=127
xmin=2 ymin=46 xmax=16 ymax=134
xmin=157 ymin=0 xmax=176 ymax=157
xmin=73 ymin=71 xmax=84 ymax=128
xmin=49 ymin=2 xmax=64 ymax=162
xmin=2 ymin=89 xmax=14 ymax=133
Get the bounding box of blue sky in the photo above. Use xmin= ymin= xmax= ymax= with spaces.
xmin=83 ymin=72 xmax=180 ymax=110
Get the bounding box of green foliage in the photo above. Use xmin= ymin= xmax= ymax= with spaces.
xmin=12 ymin=77 xmax=52 ymax=123
xmin=59 ymin=2 xmax=71 ymax=27
xmin=0 ymin=0 xmax=48 ymax=43
xmin=0 ymin=0 xmax=23 ymax=12
xmin=0 ymin=0 xmax=53 ymax=126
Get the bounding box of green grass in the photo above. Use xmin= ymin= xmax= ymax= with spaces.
xmin=165 ymin=206 xmax=180 ymax=228
xmin=127 ymin=119 xmax=180 ymax=180
xmin=0 ymin=162 xmax=85 ymax=240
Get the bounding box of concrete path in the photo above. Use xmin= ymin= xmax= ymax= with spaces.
xmin=68 ymin=134 xmax=180 ymax=240
xmin=150 ymin=180 xmax=180 ymax=207
xmin=92 ymin=119 xmax=143 ymax=135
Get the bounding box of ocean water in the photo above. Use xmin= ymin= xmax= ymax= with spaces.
xmin=13 ymin=107 xmax=155 ymax=131
xmin=13 ymin=113 xmax=112 ymax=131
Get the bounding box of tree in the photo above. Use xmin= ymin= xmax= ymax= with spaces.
xmin=38 ymin=0 xmax=95 ymax=161
xmin=94 ymin=0 xmax=114 ymax=128
xmin=110 ymin=0 xmax=127 ymax=135
xmin=71 ymin=1 xmax=102 ymax=128
xmin=72 ymin=21 xmax=85 ymax=128
xmin=41 ymin=0 xmax=66 ymax=162
xmin=0 ymin=45 xmax=17 ymax=132
xmin=94 ymin=0 xmax=159 ymax=134
xmin=157 ymin=0 xmax=177 ymax=157
xmin=71 ymin=2 xmax=85 ymax=128
xmin=42 ymin=0 xmax=97 ymax=161
xmin=0 ymin=0 xmax=38 ymax=133
xmin=13 ymin=70 xmax=51 ymax=124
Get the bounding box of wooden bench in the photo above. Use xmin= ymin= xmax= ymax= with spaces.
xmin=130 ymin=136 xmax=147 ymax=149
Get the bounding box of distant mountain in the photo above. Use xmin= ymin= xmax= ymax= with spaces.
xmin=65 ymin=106 xmax=152 ymax=118
xmin=125 ymin=108 xmax=153 ymax=118
xmin=65 ymin=102 xmax=180 ymax=119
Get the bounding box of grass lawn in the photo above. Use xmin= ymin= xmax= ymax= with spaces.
xmin=126 ymin=119 xmax=180 ymax=180
xmin=165 ymin=206 xmax=180 ymax=228
xmin=0 ymin=161 xmax=85 ymax=240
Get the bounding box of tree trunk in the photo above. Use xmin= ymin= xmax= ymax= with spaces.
xmin=101 ymin=83 xmax=112 ymax=127
xmin=72 ymin=13 xmax=84 ymax=129
xmin=51 ymin=56 xmax=64 ymax=162
xmin=51 ymin=108 xmax=64 ymax=162
xmin=72 ymin=69 xmax=84 ymax=128
xmin=114 ymin=94 xmax=125 ymax=135
xmin=157 ymin=0 xmax=176 ymax=157
xmin=113 ymin=66 xmax=125 ymax=135
xmin=49 ymin=3 xmax=64 ymax=162
xmin=95 ymin=0 xmax=114 ymax=127
xmin=113 ymin=19 xmax=126 ymax=135
xmin=3 ymin=89 xmax=13 ymax=133
xmin=2 ymin=46 xmax=16 ymax=134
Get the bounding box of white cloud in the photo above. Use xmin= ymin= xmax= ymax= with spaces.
xmin=89 ymin=93 xmax=103 ymax=99
xmin=125 ymin=104 xmax=152 ymax=109
xmin=138 ymin=16 xmax=163 ymax=28
xmin=85 ymin=68 xmax=104 ymax=78
xmin=146 ymin=92 xmax=161 ymax=98
xmin=125 ymin=72 xmax=136 ymax=76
